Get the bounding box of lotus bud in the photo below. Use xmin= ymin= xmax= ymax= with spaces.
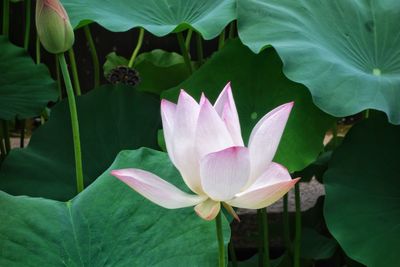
xmin=35 ymin=0 xmax=74 ymax=54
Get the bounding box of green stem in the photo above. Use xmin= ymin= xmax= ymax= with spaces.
xmin=218 ymin=30 xmax=225 ymax=50
xmin=55 ymin=55 xmax=62 ymax=100
xmin=258 ymin=209 xmax=263 ymax=267
xmin=23 ymin=0 xmax=31 ymax=51
xmin=294 ymin=183 xmax=302 ymax=267
xmin=3 ymin=0 xmax=10 ymax=36
xmin=229 ymin=21 xmax=236 ymax=39
xmin=185 ymin=29 xmax=193 ymax=51
xmin=57 ymin=53 xmax=84 ymax=194
xmin=0 ymin=137 xmax=6 ymax=160
xmin=332 ymin=121 xmax=338 ymax=148
xmin=20 ymin=120 xmax=25 ymax=148
xmin=258 ymin=208 xmax=271 ymax=267
xmin=196 ymin=33 xmax=204 ymax=65
xmin=1 ymin=120 xmax=10 ymax=154
xmin=68 ymin=48 xmax=82 ymax=95
xmin=36 ymin=35 xmax=41 ymax=64
xmin=365 ymin=109 xmax=370 ymax=119
xmin=283 ymin=194 xmax=291 ymax=253
xmin=215 ymin=212 xmax=225 ymax=267
xmin=83 ymin=25 xmax=100 ymax=88
xmin=128 ymin=28 xmax=145 ymax=68
xmin=228 ymin=242 xmax=238 ymax=267
xmin=177 ymin=32 xmax=193 ymax=74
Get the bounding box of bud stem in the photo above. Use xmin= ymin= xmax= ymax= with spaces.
xmin=128 ymin=28 xmax=145 ymax=68
xmin=57 ymin=53 xmax=84 ymax=194
xmin=215 ymin=212 xmax=225 ymax=267
xmin=84 ymin=25 xmax=100 ymax=88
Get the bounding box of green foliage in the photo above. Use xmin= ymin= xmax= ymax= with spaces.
xmin=0 ymin=36 xmax=58 ymax=120
xmin=0 ymin=85 xmax=161 ymax=200
xmin=62 ymin=0 xmax=235 ymax=39
xmin=0 ymin=148 xmax=230 ymax=266
xmin=324 ymin=115 xmax=400 ymax=267
xmin=162 ymin=39 xmax=335 ymax=172
xmin=238 ymin=0 xmax=400 ymax=124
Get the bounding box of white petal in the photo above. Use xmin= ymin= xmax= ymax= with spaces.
xmin=171 ymin=90 xmax=203 ymax=194
xmin=111 ymin=169 xmax=206 ymax=209
xmin=161 ymin=99 xmax=176 ymax=164
xmin=194 ymin=198 xmax=221 ymax=221
xmin=214 ymin=82 xmax=244 ymax=146
xmin=248 ymin=102 xmax=294 ymax=185
xmin=200 ymin=146 xmax=250 ymax=201
xmin=227 ymin=178 xmax=300 ymax=209
xmin=195 ymin=97 xmax=234 ymax=159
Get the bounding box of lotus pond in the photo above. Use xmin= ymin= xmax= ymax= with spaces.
xmin=0 ymin=1 xmax=399 ymax=267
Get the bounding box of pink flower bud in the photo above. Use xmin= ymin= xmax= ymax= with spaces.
xmin=35 ymin=0 xmax=74 ymax=54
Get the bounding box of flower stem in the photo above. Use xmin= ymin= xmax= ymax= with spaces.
xmin=215 ymin=212 xmax=225 ymax=267
xmin=229 ymin=21 xmax=236 ymax=39
xmin=185 ymin=29 xmax=193 ymax=51
xmin=177 ymin=32 xmax=193 ymax=74
xmin=128 ymin=28 xmax=145 ymax=68
xmin=23 ymin=0 xmax=31 ymax=51
xmin=0 ymin=137 xmax=6 ymax=160
xmin=2 ymin=0 xmax=10 ymax=36
xmin=228 ymin=241 xmax=238 ymax=267
xmin=283 ymin=194 xmax=291 ymax=252
xmin=258 ymin=208 xmax=271 ymax=267
xmin=218 ymin=30 xmax=225 ymax=50
xmin=57 ymin=53 xmax=84 ymax=194
xmin=36 ymin=35 xmax=41 ymax=64
xmin=19 ymin=119 xmax=25 ymax=148
xmin=68 ymin=48 xmax=82 ymax=96
xmin=83 ymin=25 xmax=100 ymax=88
xmin=196 ymin=33 xmax=204 ymax=65
xmin=294 ymin=183 xmax=302 ymax=267
xmin=1 ymin=120 xmax=10 ymax=154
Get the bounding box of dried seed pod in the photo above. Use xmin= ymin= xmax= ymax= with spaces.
xmin=107 ymin=66 xmax=140 ymax=86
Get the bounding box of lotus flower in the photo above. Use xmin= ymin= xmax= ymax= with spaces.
xmin=112 ymin=83 xmax=299 ymax=220
xmin=35 ymin=0 xmax=74 ymax=54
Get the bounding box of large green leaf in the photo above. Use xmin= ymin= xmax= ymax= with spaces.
xmin=237 ymin=0 xmax=400 ymax=124
xmin=62 ymin=0 xmax=235 ymax=39
xmin=324 ymin=115 xmax=400 ymax=267
xmin=0 ymin=85 xmax=161 ymax=201
xmin=162 ymin=39 xmax=334 ymax=172
xmin=0 ymin=36 xmax=57 ymax=120
xmin=0 ymin=148 xmax=230 ymax=266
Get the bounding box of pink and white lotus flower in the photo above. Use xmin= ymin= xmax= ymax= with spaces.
xmin=111 ymin=83 xmax=299 ymax=220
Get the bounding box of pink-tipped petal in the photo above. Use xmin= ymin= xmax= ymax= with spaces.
xmin=161 ymin=99 xmax=177 ymax=163
xmin=111 ymin=168 xmax=206 ymax=209
xmin=194 ymin=199 xmax=221 ymax=221
xmin=200 ymin=146 xmax=250 ymax=201
xmin=248 ymin=102 xmax=294 ymax=185
xmin=246 ymin=162 xmax=292 ymax=191
xmin=171 ymin=90 xmax=203 ymax=194
xmin=226 ymin=178 xmax=300 ymax=209
xmin=214 ymin=82 xmax=244 ymax=146
xmin=195 ymin=97 xmax=234 ymax=158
